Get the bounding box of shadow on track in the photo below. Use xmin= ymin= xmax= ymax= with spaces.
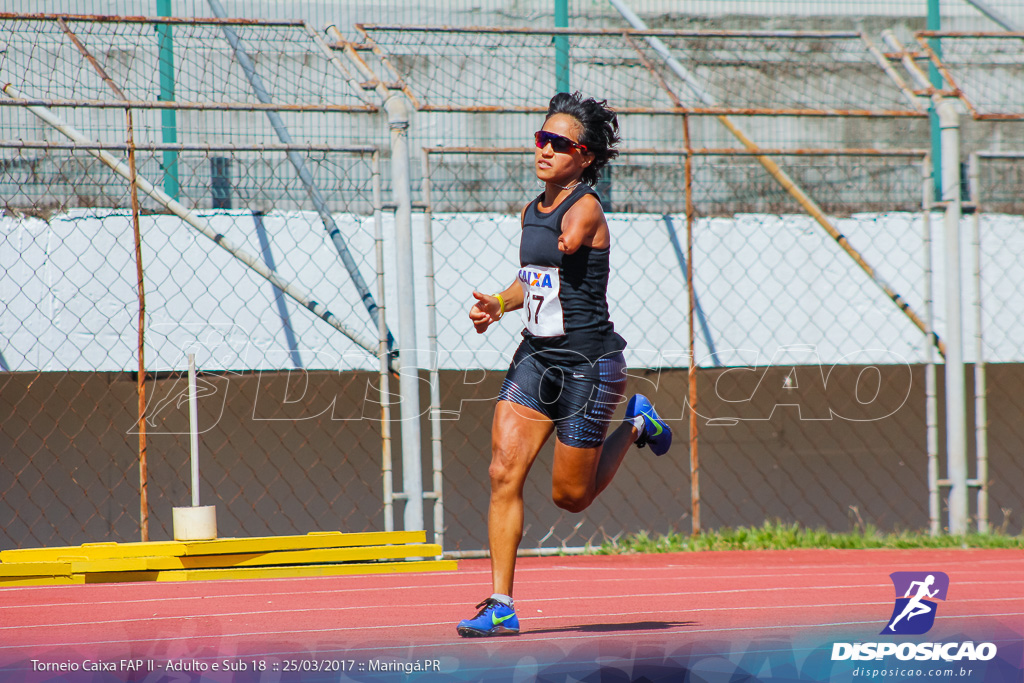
xmin=524 ymin=620 xmax=697 ymax=635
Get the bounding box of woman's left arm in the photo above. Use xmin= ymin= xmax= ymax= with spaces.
xmin=557 ymin=194 xmax=609 ymax=254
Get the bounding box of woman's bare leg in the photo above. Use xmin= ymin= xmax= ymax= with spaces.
xmin=549 ymin=421 xmax=638 ymax=513
xmin=488 ymin=400 xmax=554 ymax=597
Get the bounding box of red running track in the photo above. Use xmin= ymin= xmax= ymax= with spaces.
xmin=1 ymin=549 xmax=1022 ymax=681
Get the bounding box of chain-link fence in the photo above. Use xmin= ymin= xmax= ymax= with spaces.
xmin=0 ymin=14 xmax=395 ymax=548
xmin=3 ymin=10 xmax=1024 ymax=553
xmin=0 ymin=141 xmax=394 ymax=547
xmin=968 ymin=152 xmax=1024 ymax=535
xmin=422 ymin=147 xmax=949 ymax=552
xmin=15 ymin=0 xmax=1022 ymax=40
xmin=916 ymin=31 xmax=1024 ymax=121
xmin=356 ymin=25 xmax=923 ymax=118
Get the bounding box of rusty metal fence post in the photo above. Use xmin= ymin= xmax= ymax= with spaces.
xmin=56 ymin=15 xmax=152 ymax=541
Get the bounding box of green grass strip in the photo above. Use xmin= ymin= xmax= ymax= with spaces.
xmin=595 ymin=520 xmax=1024 ymax=554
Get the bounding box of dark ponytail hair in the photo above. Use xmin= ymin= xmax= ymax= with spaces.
xmin=546 ymin=91 xmax=620 ymax=186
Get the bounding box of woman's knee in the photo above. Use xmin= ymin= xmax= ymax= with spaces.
xmin=488 ymin=402 xmax=552 ymax=494
xmin=489 ymin=442 xmax=526 ymax=492
xmin=551 ymin=482 xmax=593 ymax=513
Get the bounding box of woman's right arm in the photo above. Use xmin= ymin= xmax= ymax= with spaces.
xmin=469 ymin=280 xmax=522 ymax=334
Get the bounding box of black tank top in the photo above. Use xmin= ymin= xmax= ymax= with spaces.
xmin=518 ymin=183 xmax=626 ymax=363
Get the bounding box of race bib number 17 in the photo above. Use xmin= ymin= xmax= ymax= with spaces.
xmin=518 ymin=265 xmax=564 ymax=337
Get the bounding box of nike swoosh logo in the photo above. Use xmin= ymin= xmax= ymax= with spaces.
xmin=644 ymin=411 xmax=663 ymax=436
xmin=492 ymin=612 xmax=515 ymax=626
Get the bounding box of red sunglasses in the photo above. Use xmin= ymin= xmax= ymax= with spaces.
xmin=534 ymin=130 xmax=587 ymax=154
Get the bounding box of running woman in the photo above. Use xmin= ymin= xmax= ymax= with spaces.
xmin=457 ymin=92 xmax=672 ymax=637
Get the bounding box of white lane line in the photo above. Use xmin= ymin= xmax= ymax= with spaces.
xmin=4 ymin=573 xmax=1021 ymax=613
xmin=4 ymin=611 xmax=1021 ymax=654
xmin=2 ymin=597 xmax=1022 ymax=639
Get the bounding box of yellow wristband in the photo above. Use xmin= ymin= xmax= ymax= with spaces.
xmin=492 ymin=292 xmax=505 ymax=320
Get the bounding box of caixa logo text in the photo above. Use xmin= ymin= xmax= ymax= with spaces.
xmin=831 ymin=642 xmax=997 ymax=662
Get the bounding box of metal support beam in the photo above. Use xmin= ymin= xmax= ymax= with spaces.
xmin=156 ymin=0 xmax=180 ymax=200
xmin=1 ymin=84 xmax=379 ymax=356
xmin=384 ymin=93 xmax=424 ymax=533
xmin=927 ymin=0 xmax=944 ymax=199
xmin=962 ymin=0 xmax=1021 ymax=31
xmin=421 ymin=150 xmax=445 ymax=551
xmin=325 ymin=24 xmax=425 ymax=535
xmin=57 ymin=16 xmax=151 ymax=542
xmin=371 ymin=153 xmax=396 ymax=534
xmin=938 ymin=99 xmax=968 ymax=535
xmin=207 ymin=0 xmax=394 ymax=356
xmin=554 ymin=0 xmax=570 ymax=92
xmin=886 ymin=29 xmax=972 ymax=534
xmin=968 ymin=153 xmax=989 ymax=533
xmin=922 ymin=156 xmax=941 ymax=536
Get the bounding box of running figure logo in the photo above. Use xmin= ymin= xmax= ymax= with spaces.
xmin=883 ymin=571 xmax=949 ymax=635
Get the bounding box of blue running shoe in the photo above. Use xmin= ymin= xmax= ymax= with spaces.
xmin=625 ymin=394 xmax=672 ymax=456
xmin=456 ymin=598 xmax=520 ymax=637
